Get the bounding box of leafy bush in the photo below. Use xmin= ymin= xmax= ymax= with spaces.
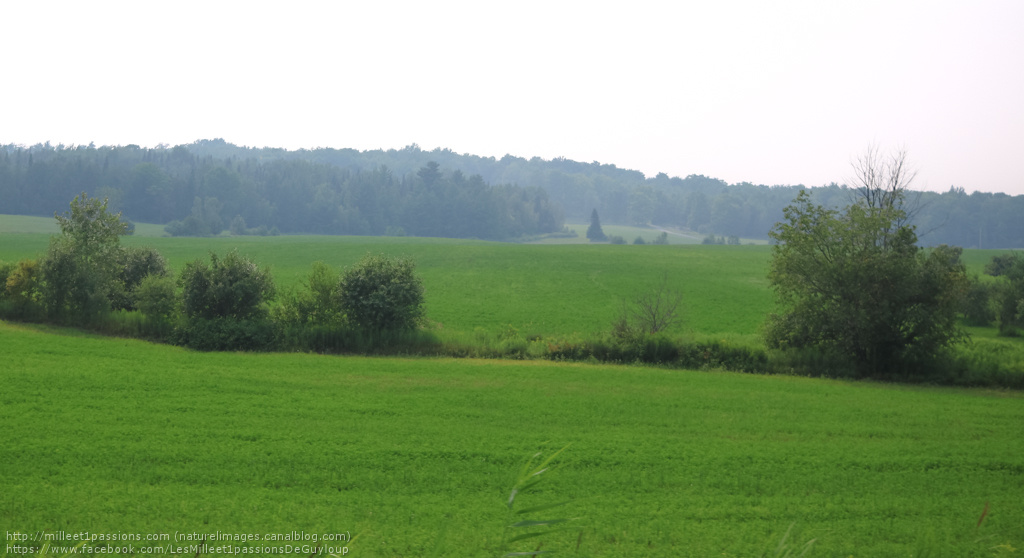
xmin=961 ymin=276 xmax=995 ymax=326
xmin=4 ymin=259 xmax=38 ymax=303
xmin=337 ymin=253 xmax=424 ymax=332
xmin=985 ymin=253 xmax=1024 ymax=336
xmin=766 ymin=345 xmax=859 ymax=379
xmin=174 ymin=251 xmax=276 ymax=350
xmin=274 ymin=261 xmax=341 ymax=326
xmin=110 ymin=246 xmax=168 ymax=311
xmin=0 ymin=260 xmax=15 ymax=298
xmin=179 ymin=250 xmax=276 ymax=321
xmin=608 ymin=235 xmax=626 ymax=245
xmin=943 ymin=339 xmax=1024 ymax=388
xmin=278 ymin=323 xmax=440 ymax=355
xmin=541 ymin=330 xmax=769 ymax=373
xmin=39 ymin=239 xmax=112 ymax=324
xmin=172 ymin=317 xmax=280 ymax=351
xmin=1 ymin=259 xmax=43 ymax=321
xmin=136 ymin=274 xmax=178 ymax=324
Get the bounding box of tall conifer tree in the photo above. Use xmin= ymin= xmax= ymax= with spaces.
xmin=587 ymin=209 xmax=607 ymax=242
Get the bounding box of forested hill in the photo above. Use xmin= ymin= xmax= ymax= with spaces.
xmin=0 ymin=142 xmax=565 ymax=241
xmin=2 ymin=140 xmax=1022 ymax=247
xmin=178 ymin=140 xmax=1024 ymax=248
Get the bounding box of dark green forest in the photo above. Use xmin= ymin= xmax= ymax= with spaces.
xmin=1 ymin=140 xmax=1021 ymax=247
xmin=0 ymin=142 xmax=564 ymax=241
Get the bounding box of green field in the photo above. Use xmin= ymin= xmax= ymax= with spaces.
xmin=2 ymin=321 xmax=1023 ymax=557
xmin=0 ymin=213 xmax=167 ymax=237
xmin=3 ymin=213 xmax=1024 ymax=556
xmin=1 ymin=215 xmax=1015 ymax=340
xmin=0 ymin=216 xmax=774 ymax=337
xmin=2 ymin=213 xmax=1022 ymax=371
xmin=527 ymin=223 xmax=768 ymax=246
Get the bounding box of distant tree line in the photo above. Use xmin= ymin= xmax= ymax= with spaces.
xmin=184 ymin=141 xmax=1024 ymax=247
xmin=2 ymin=140 xmax=1022 ymax=247
xmin=0 ymin=143 xmax=563 ymax=241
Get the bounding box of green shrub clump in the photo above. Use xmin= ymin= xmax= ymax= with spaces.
xmin=337 ymin=253 xmax=424 ymax=333
xmin=179 ymin=250 xmax=275 ymax=321
xmin=176 ymin=250 xmax=277 ymax=350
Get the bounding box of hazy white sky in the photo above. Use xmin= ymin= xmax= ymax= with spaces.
xmin=3 ymin=0 xmax=1022 ymax=195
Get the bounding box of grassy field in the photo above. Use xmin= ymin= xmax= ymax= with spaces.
xmin=2 ymin=320 xmax=1023 ymax=557
xmin=0 ymin=213 xmax=167 ymax=237
xmin=3 ymin=214 xmax=1024 ymax=556
xmin=0 ymin=215 xmax=775 ymax=337
xmin=2 ymin=213 xmax=1021 ymax=364
xmin=529 ymin=223 xmax=768 ymax=245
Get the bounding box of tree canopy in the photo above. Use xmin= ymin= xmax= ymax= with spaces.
xmin=765 ymin=151 xmax=968 ymax=377
xmin=39 ymin=193 xmax=133 ymax=323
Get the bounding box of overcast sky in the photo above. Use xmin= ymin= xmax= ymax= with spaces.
xmin=3 ymin=0 xmax=1022 ymax=195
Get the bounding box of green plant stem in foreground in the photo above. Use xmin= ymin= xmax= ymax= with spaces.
xmin=2 ymin=321 xmax=1023 ymax=557
xmin=501 ymin=446 xmax=574 ymax=556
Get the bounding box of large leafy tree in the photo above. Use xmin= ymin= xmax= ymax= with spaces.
xmin=765 ymin=149 xmax=967 ymax=377
xmin=39 ymin=193 xmax=131 ymax=323
xmin=54 ymin=191 xmax=130 ymax=257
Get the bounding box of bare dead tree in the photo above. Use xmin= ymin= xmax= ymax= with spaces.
xmin=849 ymin=144 xmax=926 ymax=235
xmin=851 ymin=144 xmax=916 ymax=209
xmin=614 ymin=274 xmax=684 ymax=336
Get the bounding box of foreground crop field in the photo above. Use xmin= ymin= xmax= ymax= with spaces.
xmin=2 ymin=321 xmax=1022 ymax=557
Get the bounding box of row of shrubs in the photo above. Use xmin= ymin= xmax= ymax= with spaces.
xmin=0 ymin=249 xmax=430 ymax=353
xmin=3 ymin=193 xmax=1022 ymax=389
xmin=7 ymin=283 xmax=1019 ymax=389
xmin=4 ymin=266 xmax=1022 ymax=389
xmin=0 ymin=194 xmax=433 ymax=355
xmin=440 ymin=328 xmax=1023 ymax=388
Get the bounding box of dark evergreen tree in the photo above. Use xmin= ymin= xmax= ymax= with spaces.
xmin=586 ymin=209 xmax=607 ymax=242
